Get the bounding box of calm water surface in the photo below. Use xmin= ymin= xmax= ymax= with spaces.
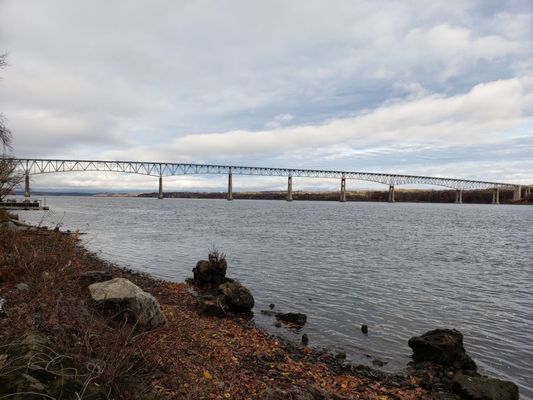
xmin=19 ymin=197 xmax=533 ymax=398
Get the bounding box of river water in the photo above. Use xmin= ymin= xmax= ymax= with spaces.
xmin=18 ymin=197 xmax=533 ymax=398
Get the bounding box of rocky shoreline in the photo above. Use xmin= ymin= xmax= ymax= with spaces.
xmin=0 ymin=212 xmax=520 ymax=399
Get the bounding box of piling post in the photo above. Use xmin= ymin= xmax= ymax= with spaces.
xmin=340 ymin=177 xmax=346 ymax=202
xmin=287 ymin=175 xmax=293 ymax=202
xmin=455 ymin=189 xmax=463 ymax=204
xmin=492 ymin=188 xmax=499 ymax=204
xmin=513 ymin=185 xmax=522 ymax=201
xmin=158 ymin=176 xmax=164 ymax=199
xmin=24 ymin=173 xmax=30 ymax=198
xmin=227 ymin=169 xmax=233 ymax=201
xmin=388 ymin=185 xmax=395 ymax=203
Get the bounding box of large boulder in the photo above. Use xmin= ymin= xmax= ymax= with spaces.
xmin=408 ymin=329 xmax=476 ymax=370
xmin=193 ymin=258 xmax=227 ymax=285
xmin=88 ymin=278 xmax=166 ymax=328
xmin=218 ymin=281 xmax=254 ymax=312
xmin=452 ymin=371 xmax=519 ymax=400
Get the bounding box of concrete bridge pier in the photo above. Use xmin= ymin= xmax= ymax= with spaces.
xmin=340 ymin=177 xmax=346 ymax=202
xmin=24 ymin=173 xmax=30 ymax=198
xmin=388 ymin=185 xmax=395 ymax=203
xmin=492 ymin=188 xmax=500 ymax=204
xmin=158 ymin=176 xmax=164 ymax=199
xmin=513 ymin=185 xmax=522 ymax=201
xmin=455 ymin=189 xmax=463 ymax=204
xmin=287 ymin=176 xmax=293 ymax=201
xmin=525 ymin=187 xmax=531 ymax=198
xmin=227 ymin=170 xmax=233 ymax=201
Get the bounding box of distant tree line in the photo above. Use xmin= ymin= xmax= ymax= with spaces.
xmin=138 ymin=189 xmax=531 ymax=204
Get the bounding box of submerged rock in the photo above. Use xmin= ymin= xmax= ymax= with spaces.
xmin=88 ymin=277 xmax=166 ymax=328
xmin=408 ymin=328 xmax=476 ymax=370
xmin=452 ymin=371 xmax=519 ymax=400
xmin=218 ymin=281 xmax=254 ymax=312
xmin=275 ymin=312 xmax=307 ymax=327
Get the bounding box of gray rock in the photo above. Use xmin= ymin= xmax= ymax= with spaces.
xmin=197 ymin=296 xmax=227 ymax=317
xmin=218 ymin=281 xmax=254 ymax=312
xmin=408 ymin=328 xmax=476 ymax=370
xmin=192 ymin=258 xmax=227 ymax=285
xmin=0 ymin=297 xmax=6 ymax=317
xmin=452 ymin=371 xmax=519 ymax=400
xmin=15 ymin=283 xmax=29 ymax=292
xmin=88 ymin=278 xmax=166 ymax=328
xmin=0 ymin=221 xmax=18 ymax=231
xmin=275 ymin=312 xmax=307 ymax=326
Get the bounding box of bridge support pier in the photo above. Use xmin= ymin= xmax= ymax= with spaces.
xmin=455 ymin=189 xmax=463 ymax=204
xmin=492 ymin=188 xmax=500 ymax=204
xmin=388 ymin=185 xmax=395 ymax=203
xmin=227 ymin=171 xmax=233 ymax=201
xmin=287 ymin=176 xmax=293 ymax=201
xmin=24 ymin=173 xmax=30 ymax=198
xmin=158 ymin=176 xmax=163 ymax=199
xmin=525 ymin=187 xmax=531 ymax=198
xmin=340 ymin=177 xmax=346 ymax=202
xmin=513 ymin=185 xmax=521 ymax=201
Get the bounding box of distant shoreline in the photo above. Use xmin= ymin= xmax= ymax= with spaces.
xmin=14 ymin=189 xmax=532 ymax=204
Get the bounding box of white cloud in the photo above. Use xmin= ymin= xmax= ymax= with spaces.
xmin=103 ymin=76 xmax=533 ymax=161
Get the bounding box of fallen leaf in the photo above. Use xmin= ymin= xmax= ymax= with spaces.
xmin=203 ymin=369 xmax=213 ymax=380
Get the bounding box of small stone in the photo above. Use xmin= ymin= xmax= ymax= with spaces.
xmin=275 ymin=312 xmax=307 ymax=326
xmin=372 ymin=358 xmax=386 ymax=367
xmin=15 ymin=283 xmax=29 ymax=291
xmin=269 ymin=303 xmax=275 ymax=309
xmin=361 ymin=324 xmax=368 ymax=334
xmin=301 ymin=334 xmax=309 ymax=345
xmin=335 ymin=352 xmax=346 ymax=360
xmin=274 ymin=322 xmax=282 ymax=328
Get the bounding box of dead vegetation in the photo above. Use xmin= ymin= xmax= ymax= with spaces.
xmin=1 ymin=224 xmax=439 ymax=399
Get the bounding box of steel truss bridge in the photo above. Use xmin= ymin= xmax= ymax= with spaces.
xmin=8 ymin=158 xmax=529 ymax=203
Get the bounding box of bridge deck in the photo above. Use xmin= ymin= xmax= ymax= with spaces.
xmin=8 ymin=158 xmax=521 ymax=190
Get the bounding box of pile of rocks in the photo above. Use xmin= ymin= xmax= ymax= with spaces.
xmin=191 ymin=253 xmax=255 ymax=316
xmin=408 ymin=329 xmax=519 ymax=400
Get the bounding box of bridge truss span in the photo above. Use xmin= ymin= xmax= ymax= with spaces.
xmin=8 ymin=158 xmax=526 ymax=202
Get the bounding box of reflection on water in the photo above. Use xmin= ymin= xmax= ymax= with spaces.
xmin=19 ymin=197 xmax=533 ymax=397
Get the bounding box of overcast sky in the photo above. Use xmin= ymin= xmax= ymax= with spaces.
xmin=0 ymin=0 xmax=532 ymax=192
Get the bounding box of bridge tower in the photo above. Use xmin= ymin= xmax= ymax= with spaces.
xmin=158 ymin=176 xmax=163 ymax=199
xmin=340 ymin=177 xmax=346 ymax=202
xmin=455 ymin=189 xmax=463 ymax=204
xmin=492 ymin=188 xmax=500 ymax=204
xmin=24 ymin=172 xmax=30 ymax=198
xmin=388 ymin=185 xmax=395 ymax=203
xmin=287 ymin=176 xmax=293 ymax=201
xmin=513 ymin=185 xmax=522 ymax=201
xmin=227 ymin=169 xmax=233 ymax=201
